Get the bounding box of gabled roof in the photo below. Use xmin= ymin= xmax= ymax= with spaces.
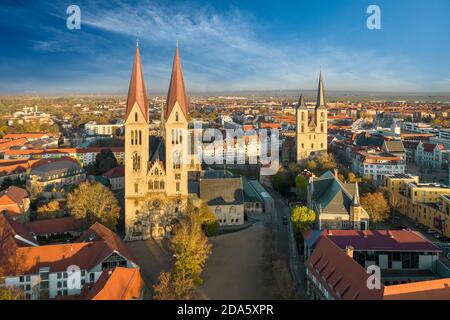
xmin=383 ymin=140 xmax=405 ymax=153
xmin=126 ymin=45 xmax=148 ymax=122
xmin=102 ymin=165 xmax=125 ymax=179
xmin=26 ymin=217 xmax=84 ymax=236
xmin=306 ymin=236 xmax=384 ymax=300
xmin=0 ymin=186 xmax=28 ymax=206
xmin=166 ymin=46 xmax=188 ymax=120
xmin=81 ymin=267 xmax=144 ymax=300
xmin=199 ymin=176 xmax=244 ymax=206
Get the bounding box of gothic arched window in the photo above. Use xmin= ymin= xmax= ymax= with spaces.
xmin=148 ymin=180 xmax=153 ymax=190
xmin=139 ymin=130 xmax=142 ymax=145
xmin=132 ymin=153 xmax=140 ymax=171
xmin=230 ymin=206 xmax=236 ymax=215
xmin=160 ymin=180 xmax=165 ymax=189
xmin=131 ymin=130 xmax=134 ymax=145
xmin=321 ymin=123 xmax=324 ymax=133
xmin=175 ymin=112 xmax=179 ymax=122
xmin=135 ymin=112 xmax=138 ymax=122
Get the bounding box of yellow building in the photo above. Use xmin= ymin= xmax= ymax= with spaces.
xmin=384 ymin=174 xmax=450 ymax=238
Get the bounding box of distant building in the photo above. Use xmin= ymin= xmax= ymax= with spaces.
xmin=296 ymin=72 xmax=328 ymax=162
xmin=102 ymin=165 xmax=125 ymax=190
xmin=27 ymin=158 xmax=85 ymax=199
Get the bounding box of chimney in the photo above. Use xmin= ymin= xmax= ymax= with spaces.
xmin=345 ymin=245 xmax=354 ymax=258
xmin=387 ymin=230 xmax=394 ymax=238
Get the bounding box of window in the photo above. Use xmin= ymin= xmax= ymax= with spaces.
xmin=131 ymin=130 xmax=134 ymax=145
xmin=134 ymin=183 xmax=138 ymax=193
xmin=215 ymin=207 xmax=222 ymax=215
xmin=176 ymin=112 xmax=179 ymax=121
xmin=160 ymin=181 xmax=165 ymax=189
xmin=230 ymin=206 xmax=236 ymax=215
xmin=148 ymin=180 xmax=153 ymax=190
xmin=176 ymin=182 xmax=180 ymax=192
xmin=135 ymin=112 xmax=138 ymax=122
xmin=139 ymin=130 xmax=142 ymax=145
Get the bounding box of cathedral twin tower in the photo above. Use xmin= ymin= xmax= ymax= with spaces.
xmin=123 ymin=42 xmax=328 ymax=238
xmin=124 ymin=43 xmax=190 ymax=239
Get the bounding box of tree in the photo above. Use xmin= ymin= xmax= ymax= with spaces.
xmin=306 ymin=160 xmax=317 ymax=172
xmin=171 ymin=208 xmax=212 ymax=285
xmin=198 ymin=202 xmax=219 ymax=237
xmin=94 ymin=149 xmax=118 ymax=174
xmin=153 ymin=271 xmax=195 ymax=300
xmin=0 ymin=177 xmax=12 ymax=191
xmin=290 ymin=206 xmax=315 ymax=235
xmin=361 ymin=192 xmax=390 ymax=223
xmin=271 ymin=168 xmax=293 ymax=194
xmin=347 ymin=172 xmax=359 ymax=183
xmin=37 ymin=200 xmax=61 ymax=219
xmin=295 ymin=175 xmax=308 ymax=203
xmin=67 ymin=182 xmax=120 ymax=230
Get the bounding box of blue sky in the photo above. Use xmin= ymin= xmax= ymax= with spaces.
xmin=0 ymin=0 xmax=449 ymax=94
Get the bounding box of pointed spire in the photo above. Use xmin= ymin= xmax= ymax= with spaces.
xmin=316 ymin=70 xmax=326 ymax=108
xmin=166 ymin=45 xmax=188 ymax=120
xmin=352 ymin=182 xmax=361 ymax=206
xmin=126 ymin=44 xmax=148 ymax=122
xmin=297 ymin=93 xmax=307 ymax=109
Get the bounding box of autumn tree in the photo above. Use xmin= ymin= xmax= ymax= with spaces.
xmin=306 ymin=160 xmax=317 ymax=172
xmin=198 ymin=202 xmax=219 ymax=237
xmin=67 ymin=182 xmax=120 ymax=230
xmin=361 ymin=192 xmax=390 ymax=222
xmin=171 ymin=206 xmax=212 ymax=285
xmin=153 ymin=271 xmax=195 ymax=300
xmin=36 ymin=200 xmax=61 ymax=219
xmin=291 ymin=206 xmax=315 ymax=235
xmin=295 ymin=175 xmax=308 ymax=203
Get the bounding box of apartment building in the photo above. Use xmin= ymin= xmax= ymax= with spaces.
xmin=384 ymin=174 xmax=450 ymax=238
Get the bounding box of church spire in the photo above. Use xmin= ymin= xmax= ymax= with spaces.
xmin=166 ymin=45 xmax=188 ymax=120
xmin=126 ymin=43 xmax=148 ymax=122
xmin=316 ymin=70 xmax=326 ymax=108
xmin=297 ymin=93 xmax=307 ymax=109
xmin=352 ymin=182 xmax=361 ymax=207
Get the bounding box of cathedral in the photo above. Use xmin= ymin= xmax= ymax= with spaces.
xmin=296 ymin=72 xmax=328 ymax=162
xmin=124 ymin=43 xmax=199 ymax=241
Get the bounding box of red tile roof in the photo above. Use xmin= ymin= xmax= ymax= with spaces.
xmin=384 ymin=278 xmax=450 ymax=300
xmin=102 ymin=165 xmax=125 ymax=179
xmin=0 ymin=186 xmax=28 ymax=206
xmin=26 ymin=217 xmax=84 ymax=235
xmin=306 ymin=236 xmax=384 ymax=300
xmin=82 ymin=267 xmax=144 ymax=300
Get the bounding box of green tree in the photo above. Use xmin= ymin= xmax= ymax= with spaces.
xmin=67 ymin=182 xmax=120 ymax=230
xmin=271 ymin=168 xmax=293 ymax=194
xmin=0 ymin=177 xmax=12 ymax=191
xmin=361 ymin=192 xmax=390 ymax=223
xmin=290 ymin=206 xmax=315 ymax=234
xmin=94 ymin=149 xmax=118 ymax=174
xmin=295 ymin=175 xmax=308 ymax=203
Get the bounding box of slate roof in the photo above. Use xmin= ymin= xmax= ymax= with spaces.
xmin=199 ymin=177 xmax=244 ymax=206
xmin=311 ymin=171 xmax=356 ymax=215
xmin=30 ymin=158 xmax=82 ymax=181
